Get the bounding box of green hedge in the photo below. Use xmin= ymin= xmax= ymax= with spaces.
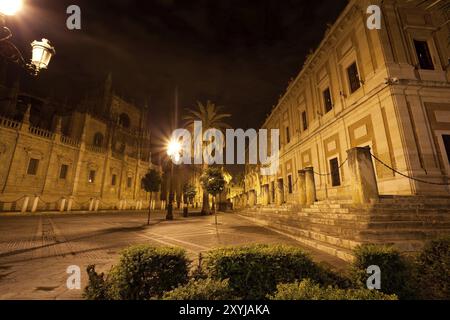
xmin=163 ymin=278 xmax=236 ymax=300
xmin=351 ymin=244 xmax=413 ymax=299
xmin=84 ymin=245 xmax=190 ymax=300
xmin=202 ymin=244 xmax=345 ymax=300
xmin=414 ymin=237 xmax=450 ymax=300
xmin=269 ymin=279 xmax=397 ymax=300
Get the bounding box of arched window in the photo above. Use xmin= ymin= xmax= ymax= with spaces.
xmin=119 ymin=113 xmax=131 ymax=129
xmin=93 ymin=132 xmax=104 ymax=147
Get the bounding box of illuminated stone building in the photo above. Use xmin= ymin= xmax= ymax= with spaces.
xmin=238 ymin=0 xmax=450 ymax=260
xmin=0 ymin=75 xmax=158 ymax=213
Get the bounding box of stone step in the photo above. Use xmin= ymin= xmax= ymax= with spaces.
xmin=359 ymin=229 xmax=450 ymax=241
xmin=239 ymin=213 xmax=356 ymax=262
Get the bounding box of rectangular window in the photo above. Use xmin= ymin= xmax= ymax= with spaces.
xmin=414 ymin=40 xmax=434 ymax=70
xmin=127 ymin=177 xmax=133 ymax=188
xmin=27 ymin=158 xmax=39 ymax=176
xmin=330 ymin=158 xmax=341 ymax=187
xmin=59 ymin=164 xmax=69 ymax=180
xmin=286 ymin=127 xmax=291 ymax=144
xmin=288 ymin=175 xmax=293 ymax=194
xmin=302 ymin=111 xmax=308 ymax=131
xmin=347 ymin=62 xmax=361 ymax=93
xmin=323 ymin=88 xmax=333 ymax=113
xmin=88 ymin=170 xmax=96 ymax=183
xmin=443 ymin=135 xmax=450 ymax=165
xmin=111 ymin=174 xmax=117 ymax=186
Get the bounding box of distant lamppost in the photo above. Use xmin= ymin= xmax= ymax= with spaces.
xmin=166 ymin=139 xmax=182 ymax=220
xmin=0 ymin=0 xmax=55 ymax=76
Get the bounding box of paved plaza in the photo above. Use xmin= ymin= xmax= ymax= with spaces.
xmin=0 ymin=210 xmax=347 ymax=300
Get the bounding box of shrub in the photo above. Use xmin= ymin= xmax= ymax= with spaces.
xmin=163 ymin=278 xmax=236 ymax=300
xmin=269 ymin=279 xmax=398 ymax=300
xmin=351 ymin=244 xmax=413 ymax=299
xmin=414 ymin=237 xmax=450 ymax=300
xmin=202 ymin=244 xmax=341 ymax=299
xmin=84 ymin=245 xmax=190 ymax=300
xmin=83 ymin=265 xmax=112 ymax=300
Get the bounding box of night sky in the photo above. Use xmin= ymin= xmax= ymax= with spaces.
xmin=11 ymin=0 xmax=348 ymax=131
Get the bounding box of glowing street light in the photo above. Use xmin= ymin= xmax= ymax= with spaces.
xmin=0 ymin=0 xmax=56 ymax=76
xmin=0 ymin=0 xmax=23 ymax=16
xmin=167 ymin=139 xmax=182 ymax=162
xmin=30 ymin=39 xmax=55 ymax=72
xmin=166 ymin=138 xmax=183 ymax=221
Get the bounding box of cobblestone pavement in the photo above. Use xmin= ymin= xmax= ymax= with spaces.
xmin=0 ymin=211 xmax=347 ymax=300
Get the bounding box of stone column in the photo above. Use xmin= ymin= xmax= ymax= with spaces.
xmin=304 ymin=167 xmax=316 ymax=205
xmin=276 ymin=180 xmax=283 ymax=205
xmin=298 ymin=170 xmax=307 ymax=206
xmin=347 ymin=147 xmax=379 ymax=204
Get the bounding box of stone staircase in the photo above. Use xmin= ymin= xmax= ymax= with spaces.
xmin=238 ymin=196 xmax=450 ymax=262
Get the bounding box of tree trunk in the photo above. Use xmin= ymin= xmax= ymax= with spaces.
xmin=213 ymin=195 xmax=218 ymax=225
xmin=147 ymin=192 xmax=152 ymax=225
xmin=201 ymin=163 xmax=210 ymax=216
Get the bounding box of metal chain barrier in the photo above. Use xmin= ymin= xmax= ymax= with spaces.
xmin=313 ymin=157 xmax=348 ymax=177
xmin=371 ymin=153 xmax=450 ymax=186
xmin=0 ymin=195 xmax=26 ymax=204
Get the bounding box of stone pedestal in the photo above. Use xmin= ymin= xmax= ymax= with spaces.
xmin=298 ymin=170 xmax=307 ymax=205
xmin=347 ymin=147 xmax=379 ymax=204
xmin=276 ymin=179 xmax=284 ymax=205
xmin=304 ymin=167 xmax=316 ymax=205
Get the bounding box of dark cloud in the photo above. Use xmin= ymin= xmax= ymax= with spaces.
xmin=11 ymin=0 xmax=347 ymax=130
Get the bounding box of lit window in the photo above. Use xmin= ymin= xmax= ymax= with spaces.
xmin=27 ymin=158 xmax=39 ymax=175
xmin=347 ymin=62 xmax=361 ymax=93
xmin=414 ymin=40 xmax=434 ymax=70
xmin=323 ymin=88 xmax=333 ymax=113
xmin=59 ymin=164 xmax=69 ymax=180
xmin=88 ymin=170 xmax=96 ymax=183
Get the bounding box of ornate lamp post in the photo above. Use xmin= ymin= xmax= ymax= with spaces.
xmin=0 ymin=0 xmax=55 ymax=76
xmin=166 ymin=139 xmax=182 ymax=220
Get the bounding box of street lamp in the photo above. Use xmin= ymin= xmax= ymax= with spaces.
xmin=166 ymin=139 xmax=182 ymax=220
xmin=0 ymin=0 xmax=55 ymax=76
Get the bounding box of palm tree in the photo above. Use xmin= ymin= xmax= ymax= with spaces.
xmin=184 ymin=101 xmax=231 ymax=216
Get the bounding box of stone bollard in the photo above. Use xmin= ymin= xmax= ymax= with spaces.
xmin=88 ymin=198 xmax=94 ymax=212
xmin=60 ymin=198 xmax=66 ymax=212
xmin=347 ymin=147 xmax=379 ymax=204
xmin=21 ymin=196 xmax=30 ymax=213
xmin=67 ymin=198 xmax=73 ymax=212
xmin=31 ymin=196 xmax=39 ymax=213
xmin=298 ymin=170 xmax=307 ymax=205
xmin=304 ymin=167 xmax=316 ymax=205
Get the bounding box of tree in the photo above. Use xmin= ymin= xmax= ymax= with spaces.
xmin=141 ymin=169 xmax=162 ymax=225
xmin=184 ymin=101 xmax=231 ymax=216
xmin=200 ymin=167 xmax=226 ymax=225
xmin=182 ymin=183 xmax=197 ymax=217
